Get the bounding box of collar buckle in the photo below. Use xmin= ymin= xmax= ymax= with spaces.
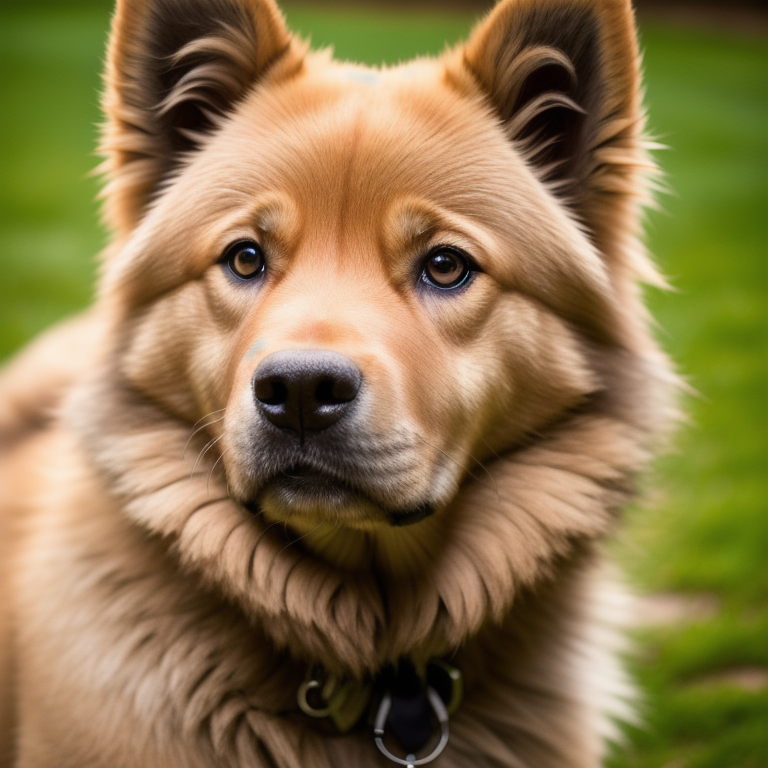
xmin=297 ymin=668 xmax=372 ymax=733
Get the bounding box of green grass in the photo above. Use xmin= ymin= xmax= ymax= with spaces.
xmin=604 ymin=22 xmax=768 ymax=768
xmin=0 ymin=3 xmax=111 ymax=354
xmin=1 ymin=3 xmax=766 ymax=766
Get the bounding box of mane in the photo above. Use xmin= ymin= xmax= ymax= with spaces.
xmin=68 ymin=341 xmax=670 ymax=678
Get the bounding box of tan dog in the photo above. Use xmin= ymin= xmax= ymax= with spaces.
xmin=0 ymin=0 xmax=674 ymax=765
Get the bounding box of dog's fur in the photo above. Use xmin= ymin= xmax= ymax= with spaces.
xmin=0 ymin=0 xmax=674 ymax=765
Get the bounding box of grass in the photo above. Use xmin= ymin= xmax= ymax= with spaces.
xmin=1 ymin=3 xmax=766 ymax=766
xmin=0 ymin=3 xmax=110 ymax=354
xmin=604 ymin=21 xmax=768 ymax=768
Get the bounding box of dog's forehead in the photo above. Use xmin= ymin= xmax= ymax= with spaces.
xmin=114 ymin=55 xmax=606 ymax=310
xmin=194 ymin=57 xmax=524 ymax=224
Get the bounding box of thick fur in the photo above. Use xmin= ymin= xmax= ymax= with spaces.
xmin=0 ymin=0 xmax=674 ymax=765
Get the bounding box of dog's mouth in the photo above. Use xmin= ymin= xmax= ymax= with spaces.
xmin=247 ymin=463 xmax=434 ymax=528
xmin=270 ymin=463 xmax=363 ymax=507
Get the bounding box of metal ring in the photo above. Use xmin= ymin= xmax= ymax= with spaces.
xmin=297 ymin=679 xmax=332 ymax=718
xmin=373 ymin=687 xmax=450 ymax=766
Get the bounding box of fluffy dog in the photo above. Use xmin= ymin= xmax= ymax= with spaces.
xmin=0 ymin=0 xmax=674 ymax=765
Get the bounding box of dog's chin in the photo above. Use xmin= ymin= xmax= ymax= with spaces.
xmin=248 ymin=468 xmax=434 ymax=530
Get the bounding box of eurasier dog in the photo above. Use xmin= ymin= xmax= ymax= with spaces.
xmin=0 ymin=0 xmax=674 ymax=765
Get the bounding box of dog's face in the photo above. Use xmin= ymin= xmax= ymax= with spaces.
xmin=68 ymin=0 xmax=667 ymax=668
xmin=98 ymin=0 xmax=652 ymax=547
xmin=112 ymin=61 xmax=606 ymax=533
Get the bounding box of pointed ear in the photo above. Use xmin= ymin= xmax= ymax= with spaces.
xmin=463 ymin=0 xmax=652 ymax=255
xmin=100 ymin=0 xmax=297 ymax=234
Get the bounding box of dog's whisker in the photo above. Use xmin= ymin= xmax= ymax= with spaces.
xmin=207 ymin=449 xmax=228 ymax=496
xmin=191 ymin=434 xmax=224 ymax=477
xmin=466 ymin=440 xmax=502 ymax=499
xmin=277 ymin=520 xmax=325 ymax=558
xmin=414 ymin=432 xmax=503 ymax=511
xmin=412 ymin=433 xmax=482 ymax=484
xmin=477 ymin=436 xmax=503 ymax=462
xmin=183 ymin=410 xmax=226 ymax=460
xmin=189 ymin=408 xmax=227 ymax=432
xmin=471 ymin=438 xmax=509 ymax=512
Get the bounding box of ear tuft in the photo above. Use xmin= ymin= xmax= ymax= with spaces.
xmin=462 ymin=0 xmax=662 ymax=295
xmin=100 ymin=0 xmax=296 ymax=234
xmin=154 ymin=17 xmax=261 ymax=150
xmin=464 ymin=0 xmax=649 ymax=213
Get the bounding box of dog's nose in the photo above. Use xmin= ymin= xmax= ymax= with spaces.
xmin=253 ymin=350 xmax=362 ymax=439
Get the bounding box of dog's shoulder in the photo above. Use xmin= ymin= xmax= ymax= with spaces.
xmin=0 ymin=311 xmax=104 ymax=450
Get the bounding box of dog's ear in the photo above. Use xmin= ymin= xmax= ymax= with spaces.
xmin=101 ymin=0 xmax=297 ymax=234
xmin=464 ymin=0 xmax=653 ymax=262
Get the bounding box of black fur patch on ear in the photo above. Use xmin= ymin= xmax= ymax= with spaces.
xmin=142 ymin=0 xmax=253 ymax=155
xmin=509 ymin=6 xmax=602 ymax=183
xmin=461 ymin=0 xmax=652 ymax=218
xmin=462 ymin=0 xmax=657 ymax=330
xmin=487 ymin=5 xmax=603 ymax=189
xmin=102 ymin=0 xmax=293 ymax=232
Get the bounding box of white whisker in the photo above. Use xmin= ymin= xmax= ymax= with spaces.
xmin=183 ymin=409 xmax=226 ymax=459
xmin=414 ymin=432 xmax=502 ymax=507
xmin=191 ymin=434 xmax=224 ymax=477
xmin=208 ymin=449 xmax=228 ymax=495
xmin=277 ymin=520 xmax=325 ymax=558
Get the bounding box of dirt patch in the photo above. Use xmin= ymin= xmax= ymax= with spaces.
xmin=632 ymin=591 xmax=720 ymax=626
xmin=689 ymin=667 xmax=768 ymax=693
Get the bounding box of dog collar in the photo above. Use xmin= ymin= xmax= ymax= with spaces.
xmin=297 ymin=658 xmax=462 ymax=766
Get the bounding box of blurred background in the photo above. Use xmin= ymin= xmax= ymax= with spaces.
xmin=0 ymin=1 xmax=765 ymax=765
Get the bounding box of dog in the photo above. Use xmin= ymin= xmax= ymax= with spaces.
xmin=0 ymin=0 xmax=674 ymax=765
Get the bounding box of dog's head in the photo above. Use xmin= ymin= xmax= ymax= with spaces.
xmin=99 ymin=0 xmax=653 ymax=526
xmin=83 ymin=0 xmax=668 ymax=665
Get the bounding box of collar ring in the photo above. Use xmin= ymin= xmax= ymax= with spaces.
xmin=373 ymin=685 xmax=450 ymax=766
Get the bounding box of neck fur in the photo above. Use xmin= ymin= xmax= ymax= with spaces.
xmin=68 ymin=352 xmax=658 ymax=676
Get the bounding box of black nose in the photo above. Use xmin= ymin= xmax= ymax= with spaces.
xmin=253 ymin=350 xmax=362 ymax=440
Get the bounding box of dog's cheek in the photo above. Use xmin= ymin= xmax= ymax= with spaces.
xmin=218 ymin=384 xmax=259 ymax=499
xmin=467 ymin=294 xmax=599 ymax=456
xmin=418 ymin=275 xmax=499 ymax=346
xmin=120 ymin=284 xmax=236 ymax=421
xmin=367 ymin=281 xmax=506 ymax=493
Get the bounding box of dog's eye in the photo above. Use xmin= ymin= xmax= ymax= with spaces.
xmin=223 ymin=240 xmax=265 ymax=280
xmin=421 ymin=247 xmax=472 ymax=290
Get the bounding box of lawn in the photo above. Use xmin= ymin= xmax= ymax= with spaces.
xmin=1 ymin=2 xmax=766 ymax=766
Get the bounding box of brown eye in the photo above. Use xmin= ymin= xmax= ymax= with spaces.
xmin=223 ymin=240 xmax=265 ymax=280
xmin=421 ymin=247 xmax=472 ymax=290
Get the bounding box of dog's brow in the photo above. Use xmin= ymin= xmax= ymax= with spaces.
xmin=390 ymin=201 xmax=441 ymax=245
xmin=387 ymin=198 xmax=479 ymax=257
